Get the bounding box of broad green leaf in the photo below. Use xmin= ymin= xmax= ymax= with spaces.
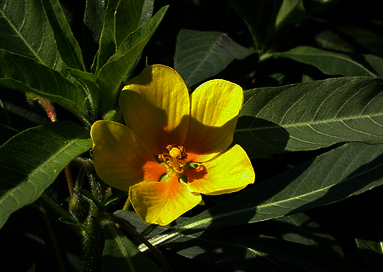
xmin=96 ymin=6 xmax=168 ymax=115
xmin=0 ymin=121 xmax=92 ymax=229
xmin=83 ymin=0 xmax=105 ymax=69
xmin=273 ymin=213 xmax=343 ymax=257
xmin=102 ymin=220 xmax=163 ymax=272
xmin=141 ymin=142 xmax=383 ymax=248
xmin=174 ymin=29 xmax=254 ymax=87
xmin=232 ymin=236 xmax=368 ymax=272
xmin=41 ymin=0 xmax=85 ymax=70
xmin=0 ymin=0 xmax=66 ymax=72
xmin=0 ymin=124 xmax=18 ymax=145
xmin=0 ymin=50 xmax=90 ymax=125
xmin=234 ymin=76 xmax=383 ymax=156
xmin=269 ymin=46 xmax=383 ymax=77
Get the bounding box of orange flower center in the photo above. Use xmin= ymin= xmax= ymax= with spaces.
xmin=158 ymin=145 xmax=188 ymax=178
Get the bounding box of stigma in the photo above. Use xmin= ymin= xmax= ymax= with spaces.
xmin=158 ymin=145 xmax=188 ymax=177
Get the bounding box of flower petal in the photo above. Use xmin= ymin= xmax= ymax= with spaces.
xmin=90 ymin=120 xmax=165 ymax=191
xmin=129 ymin=177 xmax=202 ymax=226
xmin=184 ymin=79 xmax=243 ymax=161
xmin=120 ymin=65 xmax=190 ymax=155
xmin=187 ymin=145 xmax=255 ymax=195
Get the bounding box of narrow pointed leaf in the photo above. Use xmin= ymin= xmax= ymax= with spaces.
xmin=0 ymin=50 xmax=90 ymax=125
xmin=270 ymin=46 xmax=383 ymax=77
xmin=0 ymin=0 xmax=66 ymax=72
xmin=235 ymin=76 xmax=383 ymax=157
xmin=0 ymin=121 xmax=92 ymax=229
xmin=96 ymin=6 xmax=167 ymax=115
xmin=41 ymin=0 xmax=85 ymax=70
xmin=142 ymin=142 xmax=383 ymax=248
xmin=174 ymin=29 xmax=254 ymax=87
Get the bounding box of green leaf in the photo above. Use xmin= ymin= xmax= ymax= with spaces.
xmin=229 ymin=0 xmax=338 ymax=50
xmin=269 ymin=46 xmax=383 ymax=77
xmin=96 ymin=0 xmax=150 ymax=73
xmin=142 ymin=142 xmax=383 ymax=248
xmin=0 ymin=50 xmax=90 ymax=126
xmin=273 ymin=213 xmax=343 ymax=257
xmin=96 ymin=6 xmax=168 ymax=115
xmin=82 ymin=0 xmax=105 ymax=69
xmin=0 ymin=0 xmax=66 ymax=72
xmin=0 ymin=121 xmax=92 ymax=229
xmin=232 ymin=236 xmax=368 ymax=272
xmin=235 ymin=76 xmax=383 ymax=156
xmin=68 ymin=68 xmax=100 ymax=121
xmin=102 ymin=220 xmax=163 ymax=272
xmin=41 ymin=0 xmax=85 ymax=70
xmin=174 ymin=29 xmax=254 ymax=87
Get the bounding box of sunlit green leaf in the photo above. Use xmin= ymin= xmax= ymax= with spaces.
xmin=96 ymin=6 xmax=168 ymax=115
xmin=0 ymin=121 xmax=92 ymax=229
xmin=270 ymin=46 xmax=383 ymax=77
xmin=174 ymin=29 xmax=254 ymax=87
xmin=235 ymin=76 xmax=383 ymax=156
xmin=102 ymin=220 xmax=163 ymax=272
xmin=142 ymin=142 xmax=383 ymax=248
xmin=41 ymin=0 xmax=85 ymax=70
xmin=0 ymin=0 xmax=66 ymax=73
xmin=0 ymin=50 xmax=90 ymax=125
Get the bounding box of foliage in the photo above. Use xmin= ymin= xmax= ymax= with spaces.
xmin=1 ymin=0 xmax=382 ymax=271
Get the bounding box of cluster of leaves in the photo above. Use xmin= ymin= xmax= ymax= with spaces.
xmin=1 ymin=0 xmax=383 ymax=271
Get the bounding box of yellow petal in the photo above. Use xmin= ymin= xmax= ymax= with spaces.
xmin=184 ymin=79 xmax=243 ymax=161
xmin=187 ymin=145 xmax=255 ymax=195
xmin=129 ymin=177 xmax=202 ymax=226
xmin=90 ymin=120 xmax=165 ymax=191
xmin=120 ymin=65 xmax=190 ymax=155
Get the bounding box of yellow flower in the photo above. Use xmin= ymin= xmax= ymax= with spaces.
xmin=90 ymin=65 xmax=255 ymax=226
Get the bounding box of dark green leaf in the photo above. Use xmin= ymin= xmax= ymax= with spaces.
xmin=83 ymin=0 xmax=105 ymax=69
xmin=0 ymin=121 xmax=92 ymax=229
xmin=143 ymin=142 xmax=383 ymax=248
xmin=270 ymin=46 xmax=383 ymax=77
xmin=273 ymin=213 xmax=343 ymax=257
xmin=232 ymin=236 xmax=368 ymax=272
xmin=68 ymin=68 xmax=100 ymax=121
xmin=229 ymin=0 xmax=339 ymax=50
xmin=96 ymin=6 xmax=168 ymax=115
xmin=115 ymin=0 xmax=144 ymax=46
xmin=41 ymin=0 xmax=85 ymax=70
xmin=235 ymin=76 xmax=383 ymax=156
xmin=0 ymin=0 xmax=66 ymax=72
xmin=102 ymin=220 xmax=163 ymax=272
xmin=0 ymin=50 xmax=90 ymax=125
xmin=174 ymin=29 xmax=254 ymax=87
